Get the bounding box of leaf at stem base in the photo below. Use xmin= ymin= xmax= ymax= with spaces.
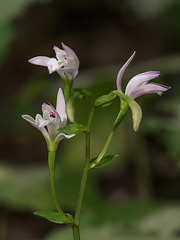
xmin=89 ymin=154 xmax=118 ymax=169
xmin=34 ymin=211 xmax=74 ymax=225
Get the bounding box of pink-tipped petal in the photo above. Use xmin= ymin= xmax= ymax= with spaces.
xmin=56 ymin=88 xmax=67 ymax=127
xmin=61 ymin=43 xmax=76 ymax=57
xmin=125 ymin=71 xmax=160 ymax=96
xmin=129 ymin=83 xmax=171 ymax=99
xmin=28 ymin=56 xmax=50 ymax=66
xmin=116 ymin=52 xmax=136 ymax=91
xmin=53 ymin=46 xmax=67 ymax=61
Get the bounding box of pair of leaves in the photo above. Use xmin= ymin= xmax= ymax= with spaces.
xmin=94 ymin=90 xmax=142 ymax=132
xmin=89 ymin=154 xmax=118 ymax=170
xmin=34 ymin=211 xmax=74 ymax=225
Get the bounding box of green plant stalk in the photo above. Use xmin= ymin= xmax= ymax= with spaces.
xmin=73 ymin=101 xmax=128 ymax=239
xmin=62 ymin=75 xmax=73 ymax=103
xmin=73 ymin=107 xmax=95 ymax=240
xmin=48 ymin=150 xmax=68 ymax=221
xmin=93 ymin=100 xmax=129 ymax=166
xmin=72 ymin=225 xmax=80 ymax=240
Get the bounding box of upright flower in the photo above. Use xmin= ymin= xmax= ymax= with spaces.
xmin=22 ymin=88 xmax=74 ymax=151
xmin=28 ymin=43 xmax=79 ymax=80
xmin=116 ymin=52 xmax=170 ymax=99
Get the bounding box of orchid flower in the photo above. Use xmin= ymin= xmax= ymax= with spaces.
xmin=28 ymin=43 xmax=79 ymax=80
xmin=116 ymin=52 xmax=170 ymax=99
xmin=22 ymin=88 xmax=75 ymax=150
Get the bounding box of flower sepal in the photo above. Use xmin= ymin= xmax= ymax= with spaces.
xmin=113 ymin=90 xmax=142 ymax=131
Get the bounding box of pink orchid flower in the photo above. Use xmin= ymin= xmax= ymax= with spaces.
xmin=22 ymin=88 xmax=74 ymax=150
xmin=116 ymin=52 xmax=170 ymax=99
xmin=28 ymin=43 xmax=79 ymax=80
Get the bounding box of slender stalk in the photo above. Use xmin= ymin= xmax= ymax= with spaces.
xmin=64 ymin=84 xmax=72 ymax=103
xmin=92 ymin=127 xmax=115 ymax=167
xmin=74 ymin=131 xmax=90 ymax=225
xmin=48 ymin=151 xmax=68 ymax=220
xmin=72 ymin=225 xmax=80 ymax=240
xmin=73 ymin=107 xmax=95 ymax=239
xmin=93 ymin=100 xmax=129 ymax=167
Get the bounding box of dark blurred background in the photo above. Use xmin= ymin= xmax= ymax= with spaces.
xmin=0 ymin=0 xmax=180 ymax=239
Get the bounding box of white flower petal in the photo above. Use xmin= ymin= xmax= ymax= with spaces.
xmin=125 ymin=71 xmax=160 ymax=96
xmin=28 ymin=56 xmax=50 ymax=66
xmin=22 ymin=114 xmax=38 ymax=128
xmin=116 ymin=52 xmax=136 ymax=91
xmin=54 ymin=132 xmax=75 ymax=144
xmin=56 ymin=88 xmax=67 ymax=127
xmin=35 ymin=114 xmax=49 ymax=128
xmin=47 ymin=58 xmax=59 ymax=74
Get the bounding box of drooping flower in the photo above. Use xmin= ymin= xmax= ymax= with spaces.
xmin=22 ymin=88 xmax=75 ymax=150
xmin=28 ymin=43 xmax=79 ymax=80
xmin=116 ymin=52 xmax=170 ymax=99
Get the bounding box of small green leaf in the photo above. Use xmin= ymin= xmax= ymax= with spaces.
xmin=73 ymin=88 xmax=91 ymax=99
xmin=89 ymin=154 xmax=118 ymax=169
xmin=59 ymin=123 xmax=89 ymax=134
xmin=94 ymin=92 xmax=116 ymax=108
xmin=34 ymin=211 xmax=74 ymax=225
xmin=114 ymin=90 xmax=142 ymax=131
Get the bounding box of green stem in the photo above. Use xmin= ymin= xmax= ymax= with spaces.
xmin=73 ymin=107 xmax=95 ymax=239
xmin=64 ymin=84 xmax=72 ymax=103
xmin=93 ymin=100 xmax=129 ymax=167
xmin=92 ymin=127 xmax=116 ymax=167
xmin=48 ymin=151 xmax=68 ymax=220
xmin=74 ymin=131 xmax=90 ymax=226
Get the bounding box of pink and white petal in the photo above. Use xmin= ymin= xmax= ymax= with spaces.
xmin=129 ymin=83 xmax=170 ymax=99
xmin=56 ymin=88 xmax=67 ymax=127
xmin=42 ymin=103 xmax=53 ymax=113
xmin=54 ymin=133 xmax=75 ymax=144
xmin=125 ymin=71 xmax=160 ymax=96
xmin=22 ymin=114 xmax=38 ymax=128
xmin=61 ymin=43 xmax=76 ymax=58
xmin=28 ymin=56 xmax=50 ymax=66
xmin=53 ymin=46 xmax=67 ymax=61
xmin=61 ymin=43 xmax=79 ymax=69
xmin=116 ymin=52 xmax=136 ymax=92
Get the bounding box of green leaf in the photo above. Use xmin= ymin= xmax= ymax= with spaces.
xmin=89 ymin=154 xmax=118 ymax=169
xmin=94 ymin=92 xmax=116 ymax=108
xmin=59 ymin=123 xmax=89 ymax=134
xmin=114 ymin=90 xmax=142 ymax=131
xmin=73 ymin=88 xmax=91 ymax=99
xmin=34 ymin=211 xmax=74 ymax=225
